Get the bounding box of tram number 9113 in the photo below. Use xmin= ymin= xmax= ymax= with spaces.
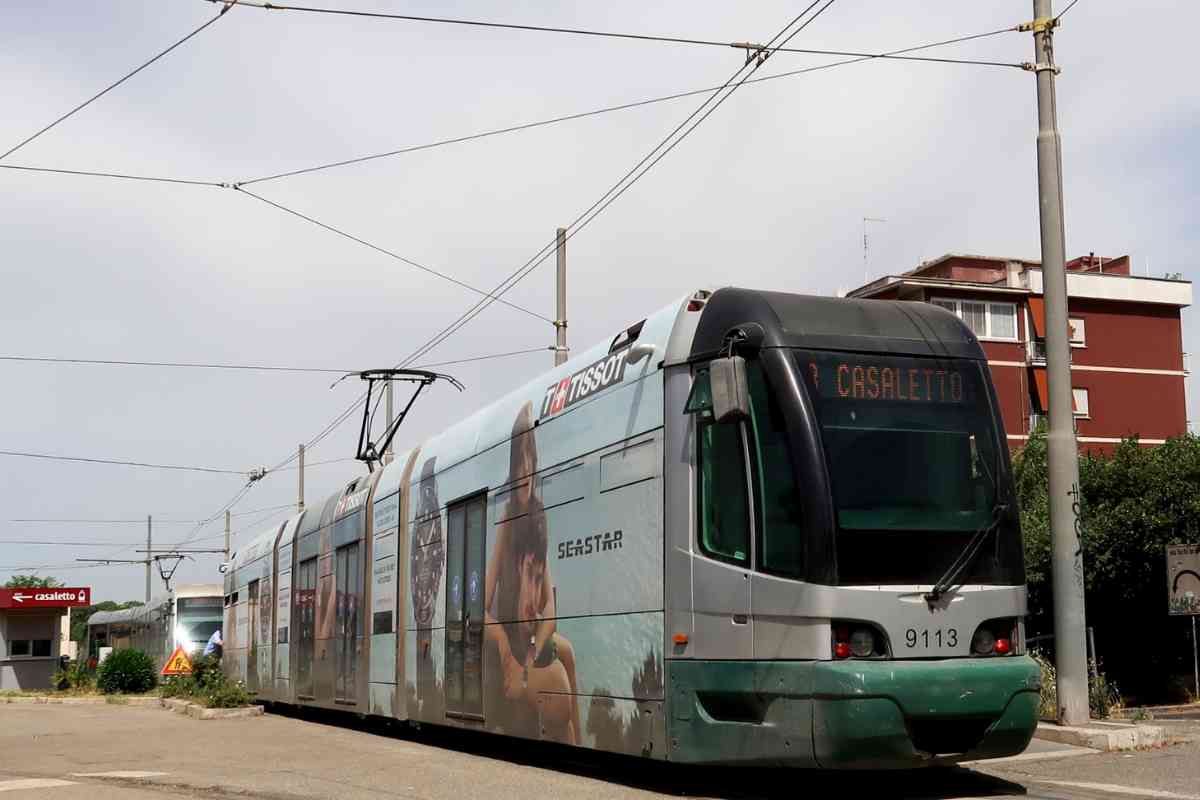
xmin=905 ymin=627 xmax=958 ymax=649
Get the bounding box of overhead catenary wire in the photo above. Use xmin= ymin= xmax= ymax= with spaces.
xmin=0 ymin=355 xmax=353 ymax=374
xmin=394 ymin=1 xmax=842 ymax=373
xmin=1 ymin=4 xmax=233 ymax=162
xmin=1056 ymin=0 xmax=1081 ymax=22
xmin=0 ymin=449 xmax=248 ymax=476
xmin=208 ymin=0 xmax=1023 ymax=68
xmin=239 ymin=25 xmax=1021 ymax=186
xmin=272 ymin=3 xmax=846 ymax=460
xmin=9 ymin=505 xmax=296 ymax=524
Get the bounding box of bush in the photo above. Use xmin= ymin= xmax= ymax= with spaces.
xmin=1030 ymin=649 xmax=1122 ymax=720
xmin=1031 ymin=650 xmax=1057 ymax=720
xmin=96 ymin=649 xmax=157 ymax=695
xmin=52 ymin=660 xmax=94 ymax=692
xmin=158 ymin=655 xmax=253 ymax=708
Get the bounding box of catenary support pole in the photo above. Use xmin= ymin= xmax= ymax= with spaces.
xmin=555 ymin=227 xmax=568 ymax=366
xmin=1031 ymin=0 xmax=1089 ymax=726
xmin=385 ymin=380 xmax=394 ymax=463
xmin=224 ymin=510 xmax=231 ymax=562
xmin=1193 ymin=615 xmax=1198 ymax=701
xmin=145 ymin=515 xmax=152 ymax=602
xmin=298 ymin=443 xmax=305 ymax=512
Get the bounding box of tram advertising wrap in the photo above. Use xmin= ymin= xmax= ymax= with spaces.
xmin=221 ymin=288 xmax=1039 ymax=769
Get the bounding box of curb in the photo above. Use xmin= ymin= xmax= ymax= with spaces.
xmin=1034 ymin=720 xmax=1168 ymax=751
xmin=1 ymin=695 xmax=160 ymax=706
xmin=161 ymin=697 xmax=264 ymax=720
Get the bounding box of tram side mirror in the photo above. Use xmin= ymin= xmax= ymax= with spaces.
xmin=710 ymin=355 xmax=750 ymax=423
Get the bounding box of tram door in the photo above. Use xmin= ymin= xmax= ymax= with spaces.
xmin=295 ymin=557 xmax=317 ymax=699
xmin=247 ymin=580 xmax=260 ymax=692
xmin=334 ymin=542 xmax=360 ymax=703
xmin=445 ymin=494 xmax=486 ymax=719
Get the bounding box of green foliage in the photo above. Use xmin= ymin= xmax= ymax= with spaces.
xmin=1030 ymin=650 xmax=1057 ymax=720
xmin=1013 ymin=432 xmax=1200 ymax=703
xmin=158 ymin=655 xmax=252 ymax=708
xmin=1089 ymin=662 xmax=1121 ymax=719
xmin=52 ymin=660 xmax=95 ymax=692
xmin=70 ymin=600 xmax=143 ymax=643
xmin=3 ymin=574 xmax=62 ymax=588
xmin=95 ymin=649 xmax=157 ymax=695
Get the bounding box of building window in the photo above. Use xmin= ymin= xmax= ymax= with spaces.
xmin=6 ymin=639 xmax=52 ymax=658
xmin=1072 ymin=388 xmax=1090 ymax=418
xmin=1069 ymin=318 xmax=1086 ymax=347
xmin=930 ymin=298 xmax=1018 ymax=341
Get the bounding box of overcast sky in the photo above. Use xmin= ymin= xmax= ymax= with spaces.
xmin=2 ymin=1 xmax=1196 ymax=602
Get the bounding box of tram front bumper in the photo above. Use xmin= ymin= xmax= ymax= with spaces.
xmin=667 ymin=656 xmax=1041 ymax=769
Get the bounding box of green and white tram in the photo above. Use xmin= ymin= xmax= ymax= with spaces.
xmin=224 ymin=288 xmax=1038 ymax=768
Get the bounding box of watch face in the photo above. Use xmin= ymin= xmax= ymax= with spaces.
xmin=410 ymin=458 xmax=443 ymax=628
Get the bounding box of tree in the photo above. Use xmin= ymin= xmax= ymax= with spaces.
xmin=1013 ymin=432 xmax=1200 ymax=702
xmin=4 ymin=574 xmax=63 ymax=588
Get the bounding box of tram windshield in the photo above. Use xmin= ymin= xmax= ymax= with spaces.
xmin=176 ymin=596 xmax=223 ymax=651
xmin=795 ymin=350 xmax=1022 ymax=585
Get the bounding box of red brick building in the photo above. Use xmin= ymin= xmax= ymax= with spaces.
xmin=849 ymin=254 xmax=1193 ymax=454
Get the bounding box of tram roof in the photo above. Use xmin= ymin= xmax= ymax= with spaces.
xmin=690 ymin=287 xmax=985 ymax=361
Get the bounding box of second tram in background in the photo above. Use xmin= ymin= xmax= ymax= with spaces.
xmin=222 ymin=287 xmax=1039 ymax=768
xmin=87 ymin=583 xmax=222 ymax=668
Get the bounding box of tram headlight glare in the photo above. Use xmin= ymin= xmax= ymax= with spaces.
xmin=972 ymin=628 xmax=996 ymax=655
xmin=849 ymin=628 xmax=876 ymax=658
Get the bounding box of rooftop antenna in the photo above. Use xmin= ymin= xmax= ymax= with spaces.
xmin=863 ymin=217 xmax=887 ymax=283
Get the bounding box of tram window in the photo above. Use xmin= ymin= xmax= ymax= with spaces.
xmin=32 ymin=639 xmax=51 ymax=657
xmin=697 ymin=418 xmax=750 ymax=565
xmin=745 ymin=364 xmax=804 ymax=577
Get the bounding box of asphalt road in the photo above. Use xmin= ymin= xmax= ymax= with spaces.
xmin=0 ymin=702 xmax=1196 ymax=800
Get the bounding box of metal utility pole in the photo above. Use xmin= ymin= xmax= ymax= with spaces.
xmin=862 ymin=217 xmax=886 ymax=283
xmin=297 ymin=443 xmax=305 ymax=513
xmin=554 ymin=227 xmax=568 ymax=366
xmin=145 ymin=515 xmax=152 ymax=602
xmin=224 ymin=510 xmax=231 ymax=562
xmin=1030 ymin=0 xmax=1088 ymax=726
xmin=384 ymin=380 xmax=394 ymax=463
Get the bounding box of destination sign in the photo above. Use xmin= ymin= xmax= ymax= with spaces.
xmin=802 ymin=355 xmax=969 ymax=405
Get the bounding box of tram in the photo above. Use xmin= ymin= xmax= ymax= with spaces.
xmin=87 ymin=584 xmax=222 ymax=668
xmin=223 ymin=287 xmax=1039 ymax=768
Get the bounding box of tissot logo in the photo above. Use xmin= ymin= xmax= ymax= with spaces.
xmin=335 ymin=487 xmax=369 ymax=517
xmin=540 ymin=348 xmax=631 ymax=419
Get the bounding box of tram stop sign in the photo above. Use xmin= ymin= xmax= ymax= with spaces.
xmin=161 ymin=645 xmax=193 ymax=676
xmin=1167 ymin=544 xmax=1200 ymax=615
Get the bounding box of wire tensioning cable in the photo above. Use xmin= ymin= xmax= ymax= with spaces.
xmin=232 ymin=187 xmax=552 ymax=323
xmin=0 ymin=355 xmax=352 ymax=374
xmin=0 ymin=164 xmax=227 ymax=187
xmin=1 ymin=4 xmax=233 ymax=162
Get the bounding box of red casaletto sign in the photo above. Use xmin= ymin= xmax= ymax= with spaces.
xmin=0 ymin=587 xmax=91 ymax=608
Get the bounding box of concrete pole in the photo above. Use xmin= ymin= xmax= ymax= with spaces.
xmin=1031 ymin=0 xmax=1089 ymax=726
xmin=224 ymin=510 xmax=231 ymax=562
xmin=145 ymin=515 xmax=152 ymax=602
xmin=298 ymin=444 xmax=305 ymax=513
xmin=554 ymin=227 xmax=568 ymax=366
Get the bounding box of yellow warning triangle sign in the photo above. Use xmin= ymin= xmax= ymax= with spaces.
xmin=161 ymin=645 xmax=193 ymax=676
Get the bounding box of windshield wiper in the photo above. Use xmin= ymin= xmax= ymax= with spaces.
xmin=925 ymin=502 xmax=1009 ymax=604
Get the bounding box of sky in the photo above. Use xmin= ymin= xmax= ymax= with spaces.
xmin=1 ymin=1 xmax=1197 ymax=602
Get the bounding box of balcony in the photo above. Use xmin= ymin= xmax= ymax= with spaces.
xmin=1027 ymin=339 xmax=1072 ymax=365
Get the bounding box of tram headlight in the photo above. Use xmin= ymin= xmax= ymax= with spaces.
xmin=849 ymin=628 xmax=876 ymax=658
xmin=972 ymin=628 xmax=996 ymax=655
